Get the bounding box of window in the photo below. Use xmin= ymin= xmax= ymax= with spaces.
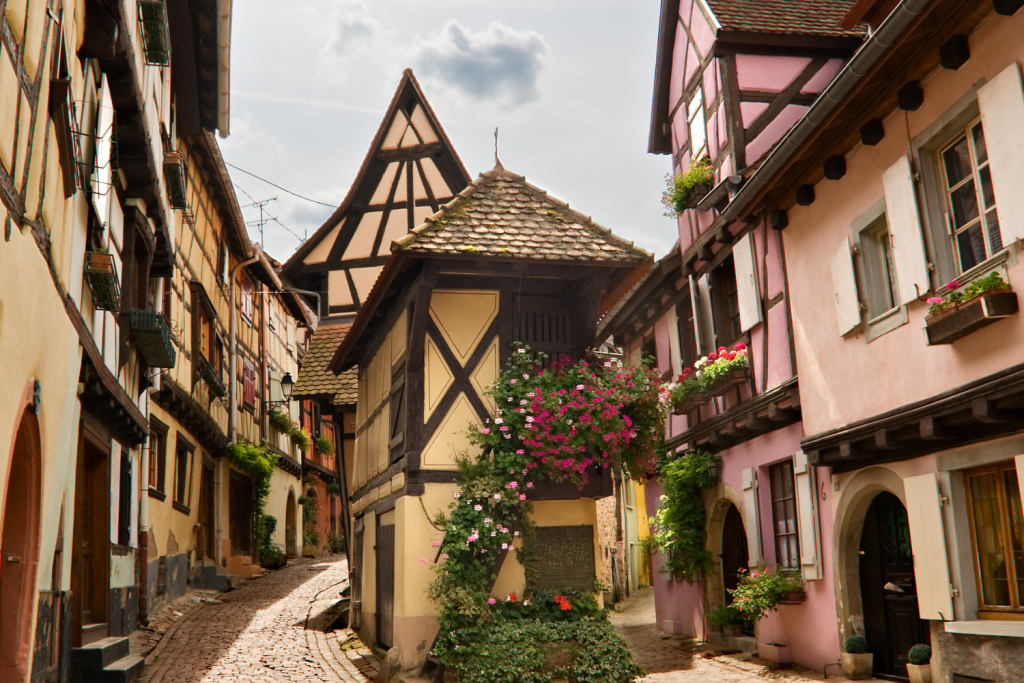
xmin=688 ymin=87 xmax=706 ymax=157
xmin=940 ymin=120 xmax=1002 ymax=273
xmin=861 ymin=217 xmax=900 ymax=320
xmin=769 ymin=461 xmax=800 ymax=570
xmin=240 ymin=276 xmax=253 ymax=323
xmin=190 ymin=281 xmax=219 ymax=386
xmin=149 ymin=418 xmax=168 ymax=495
xmin=965 ymin=461 xmax=1024 ymax=614
xmin=118 ymin=452 xmax=132 ymax=546
xmin=173 ymin=434 xmax=194 ymax=512
xmin=389 ymin=362 xmax=406 ymax=463
xmin=242 ymin=358 xmax=256 ymax=411
xmin=712 ymin=256 xmax=742 ymax=348
xmin=677 ymin=296 xmax=698 ymax=371
xmin=641 ymin=334 xmax=657 ymax=365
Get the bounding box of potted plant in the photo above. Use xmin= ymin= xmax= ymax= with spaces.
xmin=290 ymin=427 xmax=311 ymax=452
xmin=925 ymin=273 xmax=1017 ymax=344
xmin=662 ymin=155 xmax=714 ymax=217
xmin=698 ymin=343 xmax=749 ymax=397
xmin=268 ymin=409 xmax=294 ymax=434
xmin=907 ymin=644 xmax=932 ymax=683
xmin=842 ymin=635 xmax=873 ymax=680
xmin=315 ymin=434 xmax=335 ymax=455
xmin=667 ymin=368 xmax=706 ymax=414
xmin=728 ymin=566 xmax=803 ymax=622
xmin=709 ymin=605 xmax=745 ymax=636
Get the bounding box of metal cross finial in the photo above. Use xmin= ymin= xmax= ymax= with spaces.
xmin=494 ymin=127 xmax=499 ymax=163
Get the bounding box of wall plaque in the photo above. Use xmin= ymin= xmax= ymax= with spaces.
xmin=533 ymin=525 xmax=595 ymax=591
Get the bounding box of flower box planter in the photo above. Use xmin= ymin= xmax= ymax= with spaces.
xmin=841 ymin=652 xmax=874 ymax=680
xmin=925 ymin=290 xmax=1017 ymax=345
xmin=302 ymin=544 xmax=316 ymax=558
xmin=907 ymin=662 xmax=932 ymax=683
xmin=705 ymin=367 xmax=749 ymax=397
xmin=198 ymin=356 xmax=226 ymax=398
xmin=758 ymin=642 xmax=791 ymax=665
xmin=672 ymin=392 xmax=707 ymax=415
xmin=685 ymin=183 xmax=711 ymax=209
xmin=777 ymin=590 xmax=806 ymax=605
xmin=84 ymin=251 xmax=121 ymax=311
xmin=128 ymin=309 xmax=176 ymax=368
xmin=164 ymin=151 xmax=189 ymax=209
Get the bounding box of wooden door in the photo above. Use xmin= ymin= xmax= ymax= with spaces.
xmin=71 ymin=433 xmax=109 ymax=645
xmin=228 ymin=473 xmax=253 ymax=557
xmin=860 ymin=492 xmax=928 ymax=680
xmin=376 ymin=521 xmax=395 ymax=647
xmin=199 ymin=465 xmax=214 ymax=559
xmin=286 ymin=491 xmax=297 ymax=557
xmin=351 ymin=517 xmax=363 ymax=629
xmin=721 ymin=505 xmax=748 ymax=603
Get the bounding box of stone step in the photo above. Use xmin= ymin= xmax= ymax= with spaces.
xmin=72 ymin=635 xmax=129 ymax=671
xmin=707 ymin=633 xmax=757 ymax=653
xmin=101 ymin=654 xmax=145 ymax=683
xmin=81 ymin=622 xmax=109 ymax=646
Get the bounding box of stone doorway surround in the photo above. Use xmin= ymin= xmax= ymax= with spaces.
xmin=831 ymin=466 xmax=907 ymax=647
xmin=705 ymin=484 xmax=746 ymax=612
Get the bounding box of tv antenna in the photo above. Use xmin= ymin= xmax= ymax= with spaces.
xmin=243 ymin=197 xmax=277 ymax=248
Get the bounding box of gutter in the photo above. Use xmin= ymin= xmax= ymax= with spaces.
xmin=216 ymin=0 xmax=231 ymax=137
xmin=717 ymin=0 xmax=931 ymax=224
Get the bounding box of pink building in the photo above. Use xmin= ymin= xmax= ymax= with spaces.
xmin=622 ymin=0 xmax=1024 ymax=680
xmin=604 ymin=0 xmax=866 ymax=672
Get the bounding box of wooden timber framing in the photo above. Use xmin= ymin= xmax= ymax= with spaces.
xmin=151 ymin=376 xmax=228 ymax=456
xmin=804 ymin=363 xmax=1024 ymax=473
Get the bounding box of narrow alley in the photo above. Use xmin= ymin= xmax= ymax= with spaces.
xmin=138 ymin=559 xmax=376 ymax=683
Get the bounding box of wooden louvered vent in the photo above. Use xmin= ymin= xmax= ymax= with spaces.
xmin=515 ymin=296 xmax=578 ymax=360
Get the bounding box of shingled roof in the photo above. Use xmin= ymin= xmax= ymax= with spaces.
xmin=293 ymin=322 xmax=358 ymax=406
xmin=392 ymin=164 xmax=651 ymax=264
xmin=704 ymin=0 xmax=866 ymax=38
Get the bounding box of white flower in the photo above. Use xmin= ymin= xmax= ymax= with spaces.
xmin=517 ymin=348 xmax=526 ymax=354
xmin=454 ymin=492 xmax=461 ymax=499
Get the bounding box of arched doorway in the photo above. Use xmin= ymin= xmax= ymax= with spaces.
xmin=285 ymin=490 xmax=297 ymax=557
xmin=0 ymin=410 xmax=42 ymax=682
xmin=721 ymin=504 xmax=748 ymax=604
xmin=858 ymin=491 xmax=928 ymax=679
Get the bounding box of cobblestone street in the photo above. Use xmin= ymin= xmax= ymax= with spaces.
xmin=139 ymin=558 xmax=377 ymax=683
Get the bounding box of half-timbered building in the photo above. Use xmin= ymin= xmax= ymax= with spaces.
xmin=327 ymin=162 xmax=651 ymax=669
xmin=606 ymin=0 xmax=871 ymax=672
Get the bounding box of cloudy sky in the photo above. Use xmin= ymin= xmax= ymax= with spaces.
xmin=219 ymin=0 xmax=676 ymax=265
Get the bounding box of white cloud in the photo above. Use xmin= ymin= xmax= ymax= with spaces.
xmin=411 ymin=21 xmax=549 ymax=108
xmin=319 ymin=0 xmax=389 ymax=80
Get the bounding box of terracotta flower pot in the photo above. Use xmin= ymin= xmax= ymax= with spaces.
xmin=841 ymin=652 xmax=873 ymax=680
xmin=907 ymin=662 xmax=932 ymax=683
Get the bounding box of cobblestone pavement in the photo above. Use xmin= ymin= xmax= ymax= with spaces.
xmin=139 ymin=557 xmax=378 ymax=683
xmin=610 ymin=588 xmax=880 ymax=683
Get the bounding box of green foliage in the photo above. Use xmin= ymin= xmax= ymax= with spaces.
xmin=908 ymin=643 xmax=931 ymax=665
xmin=259 ymin=515 xmax=278 ymax=553
xmin=326 ymin=482 xmax=342 ymax=497
xmin=662 ymin=156 xmax=714 ymax=217
xmin=649 ymin=449 xmax=721 ymax=581
xmin=326 ymin=532 xmax=346 ymax=554
xmin=708 ymin=604 xmax=744 ymax=627
xmin=666 ymin=342 xmax=748 ymax=408
xmin=728 ymin=566 xmax=804 ymax=622
xmin=845 ymin=635 xmax=870 ymax=654
xmin=225 ymin=441 xmax=279 ymax=559
xmin=928 ymin=272 xmax=1010 ymax=316
xmin=440 ymin=620 xmax=644 ymax=683
xmin=299 ymin=493 xmax=320 ymax=547
xmin=290 ymin=427 xmax=311 ymax=452
xmin=268 ymin=409 xmax=295 ymax=434
xmin=315 ymin=434 xmax=335 ymax=455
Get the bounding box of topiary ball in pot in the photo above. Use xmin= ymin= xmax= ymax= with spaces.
xmin=845 ymin=635 xmax=869 ymax=654
xmin=908 ymin=644 xmax=931 ymax=666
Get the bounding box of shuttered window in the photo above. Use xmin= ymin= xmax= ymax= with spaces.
xmin=965 ymin=461 xmax=1024 ymax=615
xmin=769 ymin=461 xmax=800 ymax=570
xmin=977 ymin=63 xmax=1024 ymax=248
xmin=904 ymin=473 xmax=954 ymax=620
xmin=732 ymin=233 xmax=762 ymax=332
xmin=711 ymin=255 xmax=742 ymax=348
xmin=939 ymin=121 xmax=1002 ymax=273
xmin=242 ymin=358 xmax=256 ymax=411
xmin=240 ymin=276 xmax=253 ymax=323
xmin=742 ymin=467 xmax=762 ymax=568
xmin=830 ymin=237 xmax=861 ymax=335
xmin=149 ymin=418 xmax=168 ymax=493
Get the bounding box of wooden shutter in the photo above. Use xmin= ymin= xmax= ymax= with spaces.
xmin=732 ymin=232 xmax=762 ymax=332
xmin=91 ymin=75 xmax=115 ymax=223
xmin=831 ymin=237 xmax=861 ymax=335
xmin=242 ymin=359 xmax=255 ymax=408
xmin=268 ymin=369 xmax=282 ymax=404
xmin=883 ymin=155 xmax=930 ymax=303
xmin=665 ymin=305 xmax=682 ymax=378
xmin=695 ymin=274 xmax=715 ymax=354
xmin=241 ymin=278 xmax=253 ymax=321
xmin=978 ymin=63 xmax=1024 ymax=244
xmin=904 ymin=473 xmax=954 ymax=620
xmin=741 ymin=467 xmax=762 ymax=568
xmin=1015 ymin=455 xmax=1024 ymax=514
xmin=792 ymin=451 xmax=822 ymax=581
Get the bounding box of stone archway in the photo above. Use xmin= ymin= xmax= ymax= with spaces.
xmin=0 ymin=408 xmax=42 ymax=682
xmin=285 ymin=489 xmax=297 ymax=557
xmin=706 ymin=485 xmax=745 ymax=611
xmin=831 ymin=467 xmax=906 ymax=647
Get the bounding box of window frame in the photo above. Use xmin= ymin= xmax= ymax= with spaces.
xmin=172 ymin=433 xmax=195 ymax=514
xmin=849 ymin=198 xmax=909 ymax=342
xmin=687 ymin=86 xmax=707 ymax=159
xmin=676 ymin=294 xmax=698 ymax=373
xmin=768 ymin=460 xmax=800 ymax=571
xmin=964 ymin=460 xmax=1024 ymax=618
xmin=711 ymin=255 xmax=742 ymax=349
xmin=240 ymin=275 xmax=254 ymax=324
xmin=242 ymin=357 xmax=256 ymax=412
xmin=149 ymin=417 xmax=168 ymax=499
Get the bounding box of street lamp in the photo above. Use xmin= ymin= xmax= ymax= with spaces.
xmin=268 ymin=372 xmax=295 ymax=411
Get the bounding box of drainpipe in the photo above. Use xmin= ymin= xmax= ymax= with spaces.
xmin=281 ymin=286 xmax=322 ymax=324
xmin=229 ymin=253 xmax=260 ymax=443
xmin=139 ymin=440 xmax=150 ymax=621
xmin=216 ymin=0 xmax=231 ymax=137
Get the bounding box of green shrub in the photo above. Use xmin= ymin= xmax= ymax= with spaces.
xmin=326 ymin=532 xmax=346 ymax=554
xmin=728 ymin=566 xmax=803 ymax=622
xmin=649 ymin=449 xmax=722 ymax=581
xmin=662 ymin=155 xmax=714 ymax=217
xmin=268 ymin=409 xmax=294 ymax=433
xmin=845 ymin=635 xmax=869 ymax=654
xmin=708 ymin=605 xmax=743 ymax=627
xmin=290 ymin=427 xmax=311 ymax=452
xmin=908 ymin=644 xmax=931 ymax=665
xmin=444 ymin=619 xmax=643 ymax=683
xmin=315 ymin=434 xmax=335 ymax=455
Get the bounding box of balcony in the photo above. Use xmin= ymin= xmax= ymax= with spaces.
xmin=84 ymin=251 xmax=120 ymax=311
xmin=137 ymin=0 xmax=171 ymax=66
xmin=128 ymin=309 xmax=176 ymax=368
xmin=164 ymin=151 xmax=188 ymax=210
xmin=198 ymin=356 xmax=226 ymax=399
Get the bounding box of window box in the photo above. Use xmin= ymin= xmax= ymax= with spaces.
xmin=137 ymin=0 xmax=170 ymax=66
xmin=198 ymin=356 xmax=227 ymax=398
xmin=685 ymin=183 xmax=711 ymax=209
xmin=777 ymin=590 xmax=806 ymax=605
xmin=705 ymin=367 xmax=749 ymax=397
xmin=672 ymin=392 xmax=707 ymax=415
xmin=924 ymin=290 xmax=1018 ymax=345
xmin=128 ymin=309 xmax=176 ymax=368
xmin=164 ymin=151 xmax=188 ymax=209
xmin=84 ymin=251 xmax=121 ymax=311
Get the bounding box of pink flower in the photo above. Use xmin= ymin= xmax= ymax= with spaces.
xmin=945 ymin=280 xmax=960 ymax=291
xmin=432 ymin=540 xmax=441 ymax=547
xmin=927 ymin=297 xmax=944 ymax=304
xmin=510 ymin=379 xmax=517 ymax=385
xmin=519 ymin=493 xmax=526 ymax=500
xmin=474 ymin=505 xmax=483 ymax=511
xmin=488 ymin=598 xmax=497 ymax=604
xmin=421 ymin=557 xmax=429 ymax=563
xmin=709 ymin=352 xmax=718 ymax=360
xmin=733 ymin=342 xmax=746 ymax=351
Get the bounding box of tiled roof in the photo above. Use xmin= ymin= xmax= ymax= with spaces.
xmin=392 ymin=165 xmax=651 ymax=264
xmin=332 ymin=368 xmax=358 ymax=407
xmin=704 ymin=0 xmax=866 ymax=37
xmin=294 ymin=323 xmax=356 ymax=401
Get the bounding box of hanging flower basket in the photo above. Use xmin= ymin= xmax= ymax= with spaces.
xmin=925 ymin=290 xmax=1017 ymax=345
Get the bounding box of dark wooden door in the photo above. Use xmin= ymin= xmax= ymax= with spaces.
xmin=860 ymin=492 xmax=928 ymax=680
xmin=229 ymin=473 xmax=253 ymax=557
xmin=721 ymin=505 xmax=748 ymax=604
xmin=376 ymin=522 xmax=395 ymax=648
xmin=199 ymin=465 xmax=214 ymax=559
xmin=351 ymin=517 xmax=364 ymax=629
xmin=71 ymin=434 xmax=109 ymax=645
